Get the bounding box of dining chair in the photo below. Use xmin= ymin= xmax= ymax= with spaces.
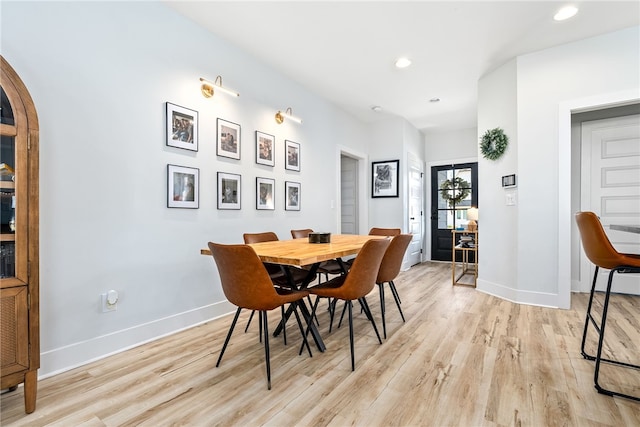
xmin=304 ymin=238 xmax=390 ymax=371
xmin=376 ymin=233 xmax=413 ymax=338
xmin=291 ymin=229 xmax=348 ymax=278
xmin=243 ymin=232 xmax=312 ymax=332
xmin=207 ymin=242 xmax=312 ymax=390
xmin=368 ymin=227 xmax=402 ymax=236
xmin=575 ymin=211 xmax=640 ymax=401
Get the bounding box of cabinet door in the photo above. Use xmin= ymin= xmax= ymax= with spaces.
xmin=0 ymin=286 xmax=29 ymax=375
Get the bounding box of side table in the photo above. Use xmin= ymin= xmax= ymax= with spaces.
xmin=451 ymin=230 xmax=478 ymax=287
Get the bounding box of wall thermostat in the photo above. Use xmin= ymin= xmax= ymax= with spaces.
xmin=502 ymin=174 xmax=517 ymax=188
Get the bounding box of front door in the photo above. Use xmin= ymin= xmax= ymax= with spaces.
xmin=580 ymin=114 xmax=640 ymax=295
xmin=431 ymin=163 xmax=478 ymax=261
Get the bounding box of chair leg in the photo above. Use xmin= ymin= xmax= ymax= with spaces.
xmin=261 ymin=311 xmax=271 ymax=390
xmin=245 ymin=310 xmax=255 ymax=333
xmin=300 ymin=296 xmax=321 ymax=356
xmin=378 ymin=282 xmax=387 ymax=339
xmin=281 ymin=305 xmax=287 ymax=345
xmin=389 ymin=280 xmax=406 ymax=323
xmin=360 ymin=296 xmax=382 ymax=344
xmin=593 ymin=269 xmax=640 ymax=401
xmin=348 ymin=300 xmax=355 ymax=371
xmin=216 ymin=307 xmax=242 ymax=367
xmin=581 ymin=266 xmax=599 ymax=361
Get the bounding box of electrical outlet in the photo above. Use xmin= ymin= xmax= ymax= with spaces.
xmin=101 ymin=292 xmax=117 ymax=312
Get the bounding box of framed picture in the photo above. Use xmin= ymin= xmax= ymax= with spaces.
xmin=285 ymin=181 xmax=301 ymax=211
xmin=285 ymin=140 xmax=300 ymax=171
xmin=167 ymin=164 xmax=199 ymax=208
xmin=217 ymin=118 xmax=241 ymax=160
xmin=372 ymin=160 xmax=399 ymax=198
xmin=166 ymin=102 xmax=198 ymax=151
xmin=255 ymin=131 xmax=275 ymax=167
xmin=256 ymin=177 xmax=275 ymax=210
xmin=217 ymin=172 xmax=241 ymax=210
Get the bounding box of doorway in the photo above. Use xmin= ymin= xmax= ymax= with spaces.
xmin=430 ymin=162 xmax=478 ymax=261
xmin=340 ymin=155 xmax=359 ymax=234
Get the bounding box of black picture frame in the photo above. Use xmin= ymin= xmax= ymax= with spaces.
xmin=217 ymin=118 xmax=241 ymax=160
xmin=217 ymin=172 xmax=241 ymax=210
xmin=166 ymin=103 xmax=198 ymax=152
xmin=285 ymin=140 xmax=300 ymax=171
xmin=372 ymin=160 xmax=399 ymax=198
xmin=256 ymin=177 xmax=275 ymax=210
xmin=285 ymin=181 xmax=301 ymax=211
xmin=255 ymin=131 xmax=275 ymax=167
xmin=167 ymin=164 xmax=199 ymax=208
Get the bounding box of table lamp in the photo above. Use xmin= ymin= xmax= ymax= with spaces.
xmin=467 ymin=207 xmax=478 ymax=231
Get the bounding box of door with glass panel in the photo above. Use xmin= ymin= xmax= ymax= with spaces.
xmin=431 ymin=163 xmax=478 ymax=261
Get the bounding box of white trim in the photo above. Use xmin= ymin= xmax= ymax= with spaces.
xmin=39 ymin=300 xmax=235 ymax=379
xmin=558 ymin=89 xmax=639 ymax=309
xmin=477 ymin=278 xmax=560 ymax=309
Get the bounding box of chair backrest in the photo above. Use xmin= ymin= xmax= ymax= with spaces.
xmin=243 ymin=232 xmax=279 ymax=244
xmin=291 ymin=229 xmax=313 ymax=239
xmin=208 ymin=242 xmax=283 ymax=311
xmin=575 ymin=211 xmax=628 ymax=270
xmin=377 ymin=234 xmax=413 ymax=283
xmin=369 ymin=227 xmax=401 ymax=236
xmin=336 ymin=238 xmax=390 ymax=300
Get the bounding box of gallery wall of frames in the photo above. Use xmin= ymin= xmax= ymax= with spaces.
xmin=165 ymin=102 xmax=301 ymax=212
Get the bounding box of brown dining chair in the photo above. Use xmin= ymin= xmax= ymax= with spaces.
xmin=304 ymin=238 xmax=390 ymax=371
xmin=376 ymin=234 xmax=413 ymax=338
xmin=291 ymin=229 xmax=348 ymax=278
xmin=575 ymin=211 xmax=640 ymax=401
xmin=243 ymin=232 xmax=314 ymax=331
xmin=207 ymin=242 xmax=312 ymax=390
xmin=369 ymin=227 xmax=402 ymax=236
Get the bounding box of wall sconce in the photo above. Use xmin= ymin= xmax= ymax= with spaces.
xmin=275 ymin=107 xmax=302 ymax=124
xmin=200 ymin=76 xmax=239 ymax=98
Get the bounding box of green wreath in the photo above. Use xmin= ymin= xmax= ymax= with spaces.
xmin=480 ymin=127 xmax=509 ymax=160
xmin=441 ymin=177 xmax=471 ymax=207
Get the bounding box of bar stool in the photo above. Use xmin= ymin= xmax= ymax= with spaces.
xmin=575 ymin=211 xmax=640 ymax=401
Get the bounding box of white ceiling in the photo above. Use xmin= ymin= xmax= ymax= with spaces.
xmin=164 ymin=1 xmax=640 ymax=134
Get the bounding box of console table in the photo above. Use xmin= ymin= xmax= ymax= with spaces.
xmin=451 ymin=230 xmax=478 ymax=287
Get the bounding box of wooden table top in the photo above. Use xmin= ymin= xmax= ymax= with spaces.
xmin=201 ymin=234 xmax=387 ymax=266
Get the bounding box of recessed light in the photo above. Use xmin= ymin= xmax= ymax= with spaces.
xmin=395 ymin=57 xmax=412 ymax=69
xmin=429 ymin=97 xmax=440 ymax=103
xmin=371 ymin=105 xmax=383 ymax=112
xmin=554 ymin=6 xmax=578 ymax=21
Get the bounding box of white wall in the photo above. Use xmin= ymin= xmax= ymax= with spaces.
xmin=476 ymin=59 xmax=519 ymax=300
xmin=1 ymin=1 xmax=374 ymax=376
xmin=478 ymin=26 xmax=640 ymax=308
xmin=425 ymin=128 xmax=478 ymax=162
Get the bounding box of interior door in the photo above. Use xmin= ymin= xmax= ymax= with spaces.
xmin=340 ymin=155 xmax=358 ymax=234
xmin=406 ymin=156 xmax=423 ymax=266
xmin=431 ymin=163 xmax=478 ymax=261
xmin=580 ymin=114 xmax=640 ymax=294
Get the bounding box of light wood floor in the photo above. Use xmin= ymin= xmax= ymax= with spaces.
xmin=2 ymin=262 xmax=639 ymax=426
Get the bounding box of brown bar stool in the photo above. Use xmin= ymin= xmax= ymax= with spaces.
xmin=575 ymin=211 xmax=640 ymax=401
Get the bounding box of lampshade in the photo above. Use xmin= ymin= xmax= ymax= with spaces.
xmin=467 ymin=207 xmax=478 ymax=221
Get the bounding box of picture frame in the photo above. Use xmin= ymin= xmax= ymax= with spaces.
xmin=217 ymin=118 xmax=241 ymax=160
xmin=217 ymin=172 xmax=241 ymax=210
xmin=285 ymin=140 xmax=300 ymax=171
xmin=167 ymin=164 xmax=199 ymax=208
xmin=255 ymin=131 xmax=275 ymax=167
xmin=285 ymin=181 xmax=301 ymax=211
xmin=256 ymin=177 xmax=275 ymax=210
xmin=372 ymin=160 xmax=399 ymax=198
xmin=166 ymin=102 xmax=198 ymax=151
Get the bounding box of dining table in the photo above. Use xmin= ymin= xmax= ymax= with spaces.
xmin=201 ymin=233 xmax=387 ymax=352
xmin=610 ymin=224 xmax=640 ymax=234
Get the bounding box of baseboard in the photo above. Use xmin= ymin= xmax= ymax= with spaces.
xmin=39 ymin=300 xmax=235 ymax=379
xmin=476 ymin=278 xmax=562 ymax=309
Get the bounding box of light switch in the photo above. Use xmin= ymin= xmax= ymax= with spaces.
xmin=506 ymin=192 xmax=516 ymax=206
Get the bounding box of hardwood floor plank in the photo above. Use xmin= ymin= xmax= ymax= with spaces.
xmin=2 ymin=262 xmax=638 ymax=426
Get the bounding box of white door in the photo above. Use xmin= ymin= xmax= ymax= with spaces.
xmin=580 ymin=114 xmax=640 ymax=294
xmin=407 ymin=156 xmax=424 ymax=266
xmin=341 ymin=155 xmax=358 ymax=234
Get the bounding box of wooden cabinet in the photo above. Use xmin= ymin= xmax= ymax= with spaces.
xmin=451 ymin=230 xmax=477 ymax=287
xmin=0 ymin=56 xmax=40 ymax=414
